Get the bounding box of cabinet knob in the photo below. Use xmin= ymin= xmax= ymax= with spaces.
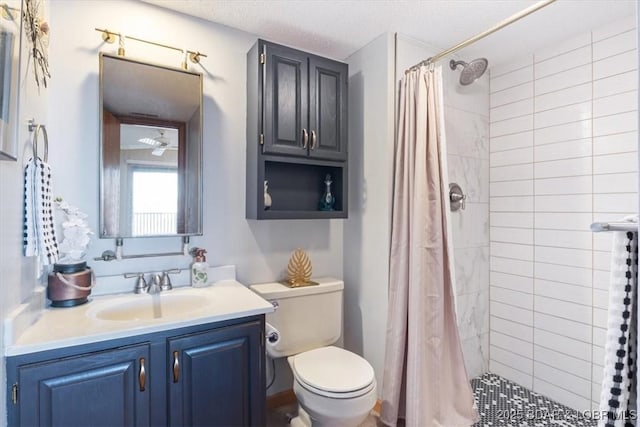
xmin=302 ymin=129 xmax=309 ymax=149
xmin=139 ymin=357 xmax=146 ymax=392
xmin=310 ymin=130 xmax=317 ymax=150
xmin=173 ymin=350 xmax=180 ymax=383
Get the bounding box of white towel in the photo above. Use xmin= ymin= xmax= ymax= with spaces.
xmin=23 ymin=157 xmax=59 ymax=265
xmin=599 ymin=228 xmax=638 ymax=427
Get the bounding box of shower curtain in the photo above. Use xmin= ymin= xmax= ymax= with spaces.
xmin=380 ymin=64 xmax=477 ymax=426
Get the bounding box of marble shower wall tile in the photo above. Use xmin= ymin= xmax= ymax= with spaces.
xmin=445 ymin=107 xmax=490 ymax=159
xmin=454 ymin=247 xmax=490 ymax=296
xmin=448 ymin=155 xmax=489 ymax=203
xmin=451 ymin=203 xmax=489 ymax=248
xmin=444 ymin=53 xmax=490 ymax=381
xmin=456 ymin=290 xmax=490 ymax=340
xmin=444 ymin=72 xmax=490 ymax=118
xmin=461 ymin=332 xmax=489 ymax=379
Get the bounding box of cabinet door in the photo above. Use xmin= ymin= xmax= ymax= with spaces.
xmin=168 ymin=320 xmax=265 ymax=426
xmin=308 ymin=55 xmax=348 ymax=161
xmin=17 ymin=344 xmax=150 ymax=426
xmin=262 ymin=43 xmax=309 ymax=157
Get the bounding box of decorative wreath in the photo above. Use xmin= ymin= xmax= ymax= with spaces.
xmin=22 ymin=0 xmax=50 ymax=89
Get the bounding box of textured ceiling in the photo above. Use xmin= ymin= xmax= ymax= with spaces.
xmin=142 ymin=0 xmax=636 ymax=67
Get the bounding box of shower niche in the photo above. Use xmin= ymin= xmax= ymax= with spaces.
xmin=246 ymin=39 xmax=348 ymax=219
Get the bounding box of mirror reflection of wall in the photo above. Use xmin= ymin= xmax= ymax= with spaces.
xmin=100 ymin=54 xmax=202 ymax=238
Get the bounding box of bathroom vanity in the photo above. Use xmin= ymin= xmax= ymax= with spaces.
xmin=5 ymin=281 xmax=273 ymax=426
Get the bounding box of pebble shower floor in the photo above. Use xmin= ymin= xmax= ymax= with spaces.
xmin=472 ymin=373 xmax=597 ymax=426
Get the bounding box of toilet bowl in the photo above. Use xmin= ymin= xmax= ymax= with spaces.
xmin=288 ymin=346 xmax=377 ymax=427
xmin=249 ymin=278 xmax=377 ymax=427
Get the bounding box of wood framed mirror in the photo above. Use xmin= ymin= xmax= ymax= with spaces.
xmin=99 ymin=53 xmax=202 ymax=238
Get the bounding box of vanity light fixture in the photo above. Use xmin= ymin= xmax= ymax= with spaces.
xmin=117 ymin=33 xmax=125 ymax=57
xmin=95 ymin=28 xmax=207 ymax=69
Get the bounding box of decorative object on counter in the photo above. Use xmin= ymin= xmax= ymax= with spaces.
xmin=23 ymin=122 xmax=58 ymax=266
xmin=318 ymin=174 xmax=335 ymax=211
xmin=22 ymin=0 xmax=50 ymax=89
xmin=280 ymin=248 xmax=318 ymax=288
xmin=54 ymin=197 xmax=92 ymax=264
xmin=190 ymin=247 xmax=209 ymax=287
xmin=264 ymin=180 xmax=272 ymax=210
xmin=45 ymin=197 xmax=94 ymax=307
xmin=47 ymin=262 xmax=94 ymax=307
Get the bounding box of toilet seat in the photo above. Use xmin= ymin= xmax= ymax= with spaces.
xmin=289 ymin=346 xmax=375 ymax=399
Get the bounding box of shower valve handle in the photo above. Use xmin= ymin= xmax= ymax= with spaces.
xmin=449 ymin=183 xmax=466 ymax=211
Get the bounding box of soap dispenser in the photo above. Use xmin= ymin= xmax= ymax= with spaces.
xmin=190 ymin=248 xmax=209 ymax=288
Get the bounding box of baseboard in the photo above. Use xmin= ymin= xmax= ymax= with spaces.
xmin=266 ymin=389 xmax=297 ymax=409
xmin=373 ymin=399 xmax=382 ymax=416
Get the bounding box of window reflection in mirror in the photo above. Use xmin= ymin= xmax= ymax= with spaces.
xmin=100 ymin=54 xmax=202 ymax=238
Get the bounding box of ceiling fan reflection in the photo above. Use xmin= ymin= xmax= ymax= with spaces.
xmin=138 ymin=129 xmax=169 ymax=156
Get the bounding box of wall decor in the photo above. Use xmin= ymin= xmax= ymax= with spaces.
xmin=0 ymin=0 xmax=20 ymax=160
xmin=22 ymin=0 xmax=49 ymax=89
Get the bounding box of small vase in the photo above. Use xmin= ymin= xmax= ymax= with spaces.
xmin=318 ymin=174 xmax=335 ymax=211
xmin=264 ymin=180 xmax=272 ymax=210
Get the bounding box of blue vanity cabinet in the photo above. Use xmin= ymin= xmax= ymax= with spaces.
xmin=168 ymin=320 xmax=264 ymax=426
xmin=13 ymin=343 xmax=151 ymax=426
xmin=6 ymin=315 xmax=266 ymax=426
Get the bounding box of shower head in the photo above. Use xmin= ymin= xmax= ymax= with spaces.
xmin=449 ymin=58 xmax=488 ymax=85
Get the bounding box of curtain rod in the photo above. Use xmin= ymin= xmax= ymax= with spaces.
xmin=591 ymin=222 xmax=638 ymax=233
xmin=407 ymin=0 xmax=556 ymax=73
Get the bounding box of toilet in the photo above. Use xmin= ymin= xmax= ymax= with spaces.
xmin=250 ymin=278 xmax=377 ymax=427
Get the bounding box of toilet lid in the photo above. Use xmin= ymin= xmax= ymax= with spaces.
xmin=290 ymin=346 xmax=374 ymax=393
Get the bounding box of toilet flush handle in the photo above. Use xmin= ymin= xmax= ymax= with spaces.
xmin=265 ymin=322 xmax=281 ymax=345
xmin=267 ymin=331 xmax=279 ymax=343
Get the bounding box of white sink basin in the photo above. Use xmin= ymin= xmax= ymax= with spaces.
xmin=91 ymin=293 xmax=209 ymax=321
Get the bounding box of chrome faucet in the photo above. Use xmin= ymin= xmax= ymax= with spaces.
xmin=125 ymin=269 xmax=180 ymax=294
xmin=125 ymin=273 xmax=148 ymax=294
xmin=148 ymin=273 xmax=162 ymax=294
xmin=160 ymin=269 xmax=180 ymax=291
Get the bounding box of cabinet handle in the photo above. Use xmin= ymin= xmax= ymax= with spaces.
xmin=173 ymin=351 xmax=180 ymax=383
xmin=302 ymin=129 xmax=308 ymax=149
xmin=139 ymin=358 xmax=146 ymax=392
xmin=310 ymin=130 xmax=317 ymax=150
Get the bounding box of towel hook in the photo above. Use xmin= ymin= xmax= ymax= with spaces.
xmin=28 ymin=119 xmax=48 ymax=162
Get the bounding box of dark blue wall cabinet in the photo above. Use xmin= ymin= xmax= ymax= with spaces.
xmin=247 ymin=39 xmax=348 ymax=219
xmin=6 ymin=316 xmax=265 ymax=426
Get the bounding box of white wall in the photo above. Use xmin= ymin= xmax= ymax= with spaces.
xmin=488 ymin=17 xmax=638 ymax=411
xmin=47 ymin=0 xmax=344 ymax=287
xmin=344 ymin=32 xmax=395 ymax=397
xmin=394 ymin=34 xmax=491 ymax=379
xmin=0 ymin=0 xmax=346 ymax=408
xmin=0 ymin=0 xmax=48 ymax=422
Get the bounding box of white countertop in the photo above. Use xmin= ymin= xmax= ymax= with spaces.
xmin=6 ymin=280 xmax=274 ymax=357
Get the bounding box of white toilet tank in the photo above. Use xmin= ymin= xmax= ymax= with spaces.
xmin=250 ymin=277 xmax=344 ymax=358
